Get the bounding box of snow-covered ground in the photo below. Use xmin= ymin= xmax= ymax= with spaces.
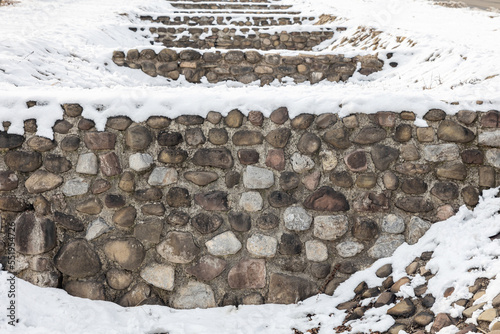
xmin=1 ymin=188 xmax=500 ymax=334
xmin=0 ymin=0 xmax=499 ymax=137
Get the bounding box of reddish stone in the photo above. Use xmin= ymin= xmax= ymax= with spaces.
xmin=248 ymin=111 xmax=264 ymax=126
xmin=430 ymin=313 xmax=452 ymax=334
xmin=375 ymin=111 xmax=397 ymax=128
xmin=344 ymin=150 xmax=367 ymax=172
xmin=481 ymin=110 xmax=500 ymax=128
xmin=302 ymin=171 xmax=320 ymax=191
xmin=186 ymin=255 xmax=227 ymax=281
xmin=265 ymin=149 xmax=285 ymax=170
xmin=303 ymin=186 xmax=349 ymax=212
xmin=238 ymin=149 xmax=259 ymax=165
xmin=84 ymin=132 xmax=116 ymax=150
xmin=461 ymin=149 xmax=484 ymax=164
xmin=99 ymin=152 xmax=122 ymax=176
xmin=228 ymin=259 xmax=266 ymax=289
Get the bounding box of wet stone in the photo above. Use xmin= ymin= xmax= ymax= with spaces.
xmin=5 ymin=151 xmax=42 ymax=172
xmin=396 ymin=196 xmax=433 ymax=213
xmin=158 ymin=131 xmax=183 ymax=146
xmin=191 ymin=213 xmax=223 ymax=234
xmin=311 ymin=263 xmax=331 ymax=279
xmin=352 ymin=126 xmax=386 ymax=144
xmin=303 ymin=186 xmax=350 ymax=212
xmin=25 ymin=170 xmax=63 ymax=194
xmin=208 ymin=128 xmax=228 ymax=145
xmin=401 ymin=178 xmax=428 ymax=194
xmin=270 ymin=107 xmax=289 ymax=125
xmin=224 ymin=109 xmax=244 ymax=128
xmin=83 ymin=132 xmax=116 ymax=150
xmin=395 ymin=162 xmax=431 ymax=176
xmin=158 ymin=149 xmax=188 ymax=164
xmin=76 ymin=153 xmax=98 ymax=175
xmin=344 ymin=150 xmax=367 ymax=172
xmin=141 ymin=203 xmax=165 ymax=216
xmin=166 ymin=187 xmax=191 ymax=207
xmin=0 ymin=171 xmax=18 ymax=191
xmin=192 ymin=148 xmax=234 ymax=169
xmin=125 ymin=125 xmax=152 ymax=151
xmin=206 ymin=231 xmax=242 ymax=256
xmin=330 ymin=171 xmax=354 ymax=188
xmin=157 ymin=231 xmax=199 ymax=264
xmin=117 ymin=283 xmax=151 ymax=307
xmin=60 ymin=135 xmax=80 ymax=151
xmin=54 ymin=212 xmax=84 ymax=231
xmin=27 ymin=136 xmax=56 ymax=152
xmin=430 ymin=313 xmax=452 ymax=334
xmin=106 ymin=116 xmax=132 ymax=131
xmin=15 ymin=212 xmax=56 ymax=255
xmin=280 ymin=171 xmax=300 ymax=190
xmin=265 ymin=128 xmax=291 ymax=148
xmin=437 ymin=120 xmax=475 ymax=143
xmin=206 ymin=111 xmax=222 ymax=124
xmin=54 ymin=239 xmax=100 ymax=278
xmin=323 ymin=128 xmax=351 ymax=149
xmin=134 ymin=188 xmax=162 ymax=202
xmin=194 ymin=191 xmax=228 ymax=211
xmin=371 ymin=145 xmax=399 ymax=171
xmin=186 ymin=255 xmax=226 ymax=282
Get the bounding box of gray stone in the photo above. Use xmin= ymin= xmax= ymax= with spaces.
xmin=62 ymin=177 xmax=89 ymax=197
xmin=371 ymin=145 xmax=399 ymax=171
xmin=305 ymin=240 xmax=328 ymax=262
xmin=172 ymin=282 xmax=215 ymax=309
xmin=336 ymin=241 xmax=364 ymax=258
xmin=368 ymin=234 xmax=405 ymax=259
xmin=422 ymin=144 xmax=460 ymax=162
xmin=140 ymin=263 xmax=175 ymax=290
xmin=129 ymin=153 xmax=153 ymax=172
xmin=85 ymin=217 xmax=111 ymax=240
xmin=157 ymin=231 xmax=199 ymax=264
xmin=479 ymin=130 xmax=500 ymax=147
xmin=247 ymin=234 xmax=277 ymax=257
xmin=485 ymin=149 xmax=500 ymax=168
xmin=407 ymin=216 xmax=432 ymax=244
xmin=313 ymin=215 xmax=349 ymax=240
xmin=54 ymin=239 xmax=101 ymax=278
xmin=239 ymin=191 xmax=263 ymax=211
xmin=15 ymin=212 xmax=56 ymax=255
xmin=382 ymin=214 xmax=405 ymax=234
xmin=76 ymin=153 xmax=98 ymax=175
xmin=228 ymin=259 xmax=266 ymax=289
xmin=148 ymin=167 xmax=178 ymax=186
xmin=243 ymin=166 xmax=274 ymax=189
xmin=206 ymin=231 xmax=242 ymax=256
xmin=284 ymin=206 xmax=312 ymax=231
xmin=290 ymin=153 xmax=315 ymax=173
xmin=103 ymin=238 xmax=145 ymax=270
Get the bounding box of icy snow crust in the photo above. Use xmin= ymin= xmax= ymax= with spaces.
xmin=1 ymin=188 xmax=500 ymax=334
xmin=0 ymin=0 xmax=500 ymax=137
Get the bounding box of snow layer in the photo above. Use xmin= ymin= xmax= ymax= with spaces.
xmin=1 ymin=188 xmax=500 ymax=334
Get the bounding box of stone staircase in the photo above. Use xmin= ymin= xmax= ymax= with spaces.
xmin=114 ymin=0 xmax=385 ymax=84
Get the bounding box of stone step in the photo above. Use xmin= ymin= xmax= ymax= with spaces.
xmin=141 ymin=15 xmax=315 ymax=26
xmin=168 ymin=0 xmax=273 ymax=2
xmin=170 ymin=3 xmax=293 ymax=10
xmin=171 ymin=10 xmax=302 ymax=15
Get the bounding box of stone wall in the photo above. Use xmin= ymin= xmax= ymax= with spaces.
xmin=148 ymin=27 xmax=335 ymax=50
xmin=1 ymin=105 xmax=499 ymax=308
xmin=141 ymin=15 xmax=315 ymax=26
xmin=112 ymin=48 xmax=385 ymax=84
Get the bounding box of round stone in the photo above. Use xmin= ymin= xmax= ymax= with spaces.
xmin=246 ymin=234 xmax=277 ymax=257
xmin=305 ymin=240 xmax=328 ymax=262
xmin=290 ymin=153 xmax=314 ymax=173
xmin=239 ymin=192 xmax=263 ymax=212
xmin=284 ymin=206 xmax=312 ymax=231
xmin=381 ymin=214 xmax=405 ymax=234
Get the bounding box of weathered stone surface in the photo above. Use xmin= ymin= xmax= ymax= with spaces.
xmin=336 ymin=241 xmax=364 ymax=258
xmin=134 ymin=220 xmax=162 ymax=246
xmin=192 ymin=148 xmax=234 ymax=169
xmin=228 ymin=258 xmax=267 ymax=289
xmin=184 ymin=171 xmax=218 ymax=186
xmin=243 ymin=166 xmax=274 ymax=189
xmin=423 ymin=144 xmax=460 ymax=162
xmin=62 ymin=103 xmax=83 ymax=117
xmin=382 ymin=214 xmax=405 ymax=234
xmin=104 ymin=238 xmax=145 ymax=270
xmin=387 ymin=298 xmax=415 ymax=317
xmin=134 ymin=188 xmax=162 ymax=203
xmin=100 ymin=152 xmax=122 ymax=176
xmin=323 ymin=128 xmax=351 ymax=149
xmin=84 ymin=132 xmax=116 ymax=150
xmin=314 ymin=215 xmax=349 ymax=240
xmin=238 ymin=149 xmax=259 ymax=164
xmin=265 ymin=128 xmax=291 ymax=148
xmin=396 ymin=196 xmax=433 ymax=213
xmin=290 ymin=153 xmax=315 ymax=173
xmin=62 ymin=177 xmax=89 ymax=197
xmin=158 ymin=131 xmax=183 ymax=147
xmin=206 ymin=111 xmax=222 ymax=124
xmin=268 ymin=274 xmax=315 ymax=304
xmin=5 ymin=151 xmax=42 ymax=172
xmin=270 ymin=107 xmax=289 ymax=124
xmin=436 ymin=204 xmax=455 ymax=221
xmin=417 ymin=127 xmax=435 ymax=142
xmin=344 ymin=150 xmax=367 ymax=172
xmin=55 ymin=239 xmax=101 ymax=278
xmin=401 ymin=143 xmax=419 ymax=161
xmin=76 ymin=198 xmax=102 ymax=215
xmin=225 ymin=171 xmax=240 ymax=188
xmin=330 ymin=171 xmax=354 ymax=188
xmin=125 ymin=125 xmax=152 ymax=151
xmin=117 ymin=283 xmax=153 ymax=307
xmin=407 ymin=216 xmax=432 ymax=244
xmin=457 ymin=110 xmax=477 ymax=124
xmin=297 ymin=132 xmax=321 ymax=155
xmin=27 ymin=136 xmax=56 ymax=152
xmin=265 ymin=149 xmax=285 ymax=170
xmin=177 ymin=115 xmax=204 ymax=125
xmin=0 ymin=131 xmax=24 ymax=149
xmin=65 ymin=281 xmax=105 ymax=301
xmin=140 ymin=263 xmax=175 ymax=291
xmin=206 ymin=231 xmax=242 ymax=256
xmin=353 ymin=218 xmax=379 ymax=241
xmin=148 ymin=167 xmax=178 ymax=186
xmin=76 ymin=153 xmax=98 ymax=175
xmin=436 ymin=163 xmax=467 ymax=180
xmin=185 ymin=128 xmax=206 ymax=146
xmin=15 ymin=212 xmax=56 ymax=255
xmin=352 ymin=126 xmax=386 ymax=144
xmin=86 ymin=217 xmax=111 ymax=240
xmin=172 ymin=282 xmax=215 ymax=309
xmin=186 ymin=255 xmax=226 ymax=282
xmin=54 ymin=212 xmax=84 ymax=231
xmin=485 ymin=148 xmax=500 ymax=168
xmin=254 ymin=213 xmax=278 ymax=230
xmin=208 ymin=128 xmax=228 ymax=145
xmin=106 ymin=269 xmax=133 ymax=290
xmin=194 ymin=191 xmax=228 ymax=211
xmin=60 ymin=135 xmax=80 ymax=151
xmin=305 ymin=240 xmax=328 ymax=262
xmin=437 ymin=120 xmax=475 ymax=142
xmin=25 ymin=170 xmax=63 ymax=193
xmin=395 ymin=162 xmax=431 ymax=176
xmin=481 ymin=110 xmax=500 ymax=127
xmin=424 ymin=109 xmax=446 ymax=121
xmin=141 ymin=203 xmax=165 ymax=216
xmin=0 ymin=171 xmax=18 ymax=191
xmin=279 ymin=233 xmax=302 ymax=255
xmin=316 ymin=114 xmax=337 ymax=129
xmin=106 ymin=116 xmax=132 ymax=131
xmin=461 ymin=149 xmax=483 ymax=164
xmin=248 ymin=110 xmax=264 ymax=126
xmin=356 ymin=173 xmax=377 ymax=189
xmin=268 ymin=191 xmax=295 ymax=208
xmin=191 ymin=213 xmax=223 ymax=234
xmin=52 ymin=119 xmax=72 ymax=134
xmin=247 ymin=234 xmax=277 ymax=257
xmin=368 ymin=234 xmax=405 ymax=259
xmin=304 ymin=186 xmax=350 ymax=212
xmin=430 ymin=313 xmax=452 ymax=334
xmin=233 ymin=130 xmax=263 ymax=146
xmin=401 ymin=178 xmax=427 ymax=194
xmin=112 ymin=206 xmax=137 ymax=229
xmin=371 ymin=145 xmax=399 ymax=171
xmin=166 ymin=187 xmax=191 ymax=207
xmin=431 ymin=182 xmax=459 ymax=201
xmin=239 ymin=191 xmax=263 ymax=211
xmin=166 ymin=210 xmax=189 ymax=226
xmin=227 ymin=211 xmax=250 ymax=232
xmin=78 ymin=118 xmax=95 ymax=130
xmin=129 ymin=153 xmax=153 ymax=172
xmin=284 ymin=206 xmax=312 ymax=231
xmin=302 ymin=170 xmax=321 ymax=190
xmin=291 ymin=114 xmax=315 ymax=129
xmin=44 ymin=154 xmax=72 ymax=174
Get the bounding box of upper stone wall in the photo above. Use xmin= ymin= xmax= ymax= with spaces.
xmin=1 ymin=105 xmax=500 ymax=308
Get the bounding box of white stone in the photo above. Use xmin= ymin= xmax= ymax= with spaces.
xmin=239 ymin=191 xmax=263 ymax=212
xmin=85 ymin=218 xmax=111 ymax=240
xmin=148 ymin=167 xmax=178 ymax=186
xmin=422 ymin=144 xmax=459 ymax=162
xmin=246 ymin=234 xmax=277 ymax=257
xmin=140 ymin=263 xmax=175 ymax=291
xmin=479 ymin=130 xmax=500 ymax=147
xmin=206 ymin=231 xmax=242 ymax=256
xmin=76 ymin=153 xmax=98 ymax=175
xmin=336 ymin=241 xmax=364 ymax=258
xmin=290 ymin=152 xmax=314 ymax=173
xmin=242 ymin=166 xmax=274 ymax=189
xmin=485 ymin=149 xmax=500 ymax=168
xmin=320 ymin=150 xmax=338 ymax=171
xmin=172 ymin=281 xmax=215 ymax=309
xmin=407 ymin=216 xmax=432 ymax=245
xmin=284 ymin=206 xmax=312 ymax=231
xmin=62 ymin=177 xmax=89 ymax=197
xmin=313 ymin=215 xmax=349 ymax=240
xmin=129 ymin=153 xmax=153 ymax=172
xmin=382 ymin=214 xmax=405 ymax=234
xmin=305 ymin=240 xmax=328 ymax=262
xmin=368 ymin=234 xmax=405 ymax=259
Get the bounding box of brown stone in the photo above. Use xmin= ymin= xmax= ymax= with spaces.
xmin=106 ymin=269 xmax=133 ymax=290
xmin=238 ymin=149 xmax=259 ymax=164
xmin=176 ymin=115 xmax=204 ymax=125
xmin=60 ymin=135 xmax=80 ymax=151
xmin=343 ymin=115 xmax=358 ymax=128
xmin=353 ymin=218 xmax=378 ymax=241
xmin=416 ymin=127 xmax=435 ymax=142
xmin=118 ymin=171 xmax=135 ymax=192
xmin=265 ymin=128 xmax=291 ymax=148
xmin=99 ymin=152 xmax=122 ymax=177
xmin=157 ymin=231 xmax=199 ymax=264
xmin=0 ymin=132 xmax=24 ymax=149
xmin=191 ymin=213 xmax=223 ymax=234
xmin=356 ymin=173 xmax=377 ymax=189
xmin=375 ymin=111 xmax=397 ymax=127
xmin=481 ymin=110 xmax=500 ymax=127
xmin=62 ymin=103 xmax=83 ymax=117
xmin=84 ymin=132 xmax=116 ymax=150
xmin=257 ymin=213 xmax=279 ymax=230
xmin=330 ymin=171 xmax=354 ymax=188
xmin=5 ymin=151 xmax=42 ymax=172
xmin=106 ymin=116 xmax=132 ymax=131
xmin=270 ymin=107 xmax=289 ymax=124
xmin=54 ymin=212 xmax=84 ymax=231
xmin=383 ymin=171 xmax=399 ymax=190
xmin=158 ymin=149 xmax=188 ymax=164
xmin=462 ymin=186 xmax=479 ymax=206
xmin=424 ymin=109 xmax=446 ymax=121
xmin=387 ymin=299 xmax=415 ymax=317
xmin=280 ymin=171 xmax=300 ymax=190
xmin=266 ymin=149 xmax=285 ymax=171
xmin=461 ymin=149 xmax=483 ymax=164
xmin=248 ymin=111 xmax=264 ymax=126
xmin=44 ymin=154 xmax=72 ymax=173
xmin=78 ymin=118 xmax=95 ymax=130
xmin=166 ymin=187 xmax=191 ymax=207
xmin=303 ymin=186 xmax=350 ymax=212
xmin=158 ymin=131 xmax=183 ymax=146
xmin=33 ymin=195 xmax=51 ymax=216
xmin=112 ymin=206 xmax=137 ymax=229
xmin=437 ymin=120 xmax=475 ymax=143
xmin=125 ymin=125 xmax=152 ymax=151
xmin=185 ymin=128 xmax=206 ymax=146
xmin=54 ymin=239 xmax=101 ymax=278
xmin=457 ymin=110 xmax=477 ymax=125
xmin=297 ymin=132 xmax=321 ymax=155
xmin=208 ymin=128 xmax=228 ymax=145
xmin=228 ymin=259 xmax=266 ymax=289
xmin=104 ymin=238 xmax=145 ymax=271
xmin=65 ymin=281 xmax=105 ymax=301
xmin=302 ymin=170 xmax=321 ymax=190
xmin=395 ymin=196 xmax=433 ymax=212
xmin=141 ymin=203 xmax=165 ymax=216
xmin=394 ymin=124 xmax=412 ymax=142
xmin=401 ymin=178 xmax=428 ymax=194
xmin=291 ymin=114 xmax=315 ymax=129
xmin=76 ymin=198 xmax=102 ymax=215
xmin=0 ymin=171 xmax=18 ymax=191
xmin=376 ymin=264 xmax=393 ymax=277
xmin=133 ymin=220 xmax=162 ymax=246
xmin=430 ymin=313 xmax=452 ymax=334
xmin=344 ymin=150 xmax=367 ymax=172
xmin=352 ymin=126 xmax=386 ymax=144
xmin=146 ymin=116 xmax=171 ymax=129
xmin=323 ymin=128 xmax=351 ymax=149
xmin=25 ymin=170 xmax=63 ymax=193
xmin=436 ymin=163 xmax=467 ymax=180
xmin=228 ymin=211 xmax=251 ymax=232
xmin=267 ymin=274 xmax=315 ymax=304
xmin=184 ymin=171 xmax=218 ymax=186
xmin=187 ymin=255 xmax=227 ymax=281
xmin=371 ymin=145 xmax=399 ymax=171
xmin=268 ymin=191 xmax=297 ymax=208
xmin=194 ymin=191 xmax=228 ymax=211
xmin=225 ymin=171 xmax=240 ymax=188
xmin=27 ymin=136 xmax=56 ymax=152
xmin=104 ymin=194 xmax=125 ymax=208
xmin=192 ymin=148 xmax=233 ymax=169
xmin=224 ymin=109 xmax=244 ymax=128
xmin=395 ymin=162 xmax=431 ymax=175
xmin=233 ymin=130 xmax=264 ymax=146
xmin=401 ymin=143 xmax=420 ymax=161
xmin=479 ymin=166 xmax=496 ymax=187
xmin=15 ymin=212 xmax=56 ymax=255
xmin=206 ymin=111 xmax=222 ymax=124
xmin=431 ymin=182 xmax=459 ymax=201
